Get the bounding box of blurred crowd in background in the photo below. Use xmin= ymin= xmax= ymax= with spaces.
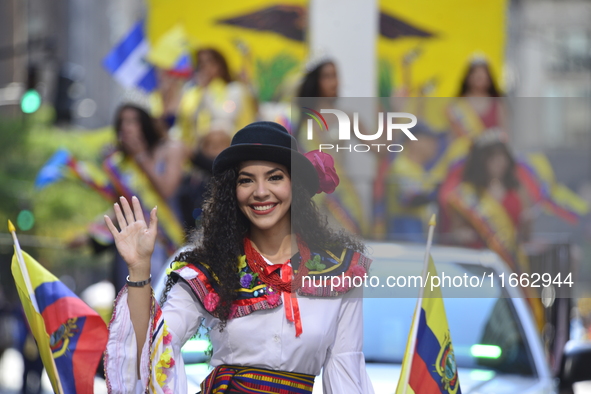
xmin=1 ymin=0 xmax=591 ymax=392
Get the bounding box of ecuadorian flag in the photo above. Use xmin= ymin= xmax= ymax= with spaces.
xmin=11 ymin=241 xmax=108 ymax=393
xmin=396 ymin=256 xmax=462 ymax=394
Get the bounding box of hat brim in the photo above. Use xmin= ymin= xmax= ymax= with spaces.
xmin=213 ymin=144 xmax=320 ymax=196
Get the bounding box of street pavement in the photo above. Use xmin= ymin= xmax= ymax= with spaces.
xmin=0 ymin=348 xmax=107 ymax=394
xmin=0 ymin=346 xmax=590 ymax=394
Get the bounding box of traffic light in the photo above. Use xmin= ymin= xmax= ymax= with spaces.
xmin=16 ymin=209 xmax=35 ymax=231
xmin=20 ymin=66 xmax=41 ymax=114
xmin=21 ymin=89 xmax=41 ymax=113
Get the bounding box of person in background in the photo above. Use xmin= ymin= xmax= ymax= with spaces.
xmin=105 ymin=104 xmax=186 ymax=290
xmin=113 ymin=104 xmax=185 ymax=204
xmin=171 ymin=49 xmax=256 ymax=231
xmin=172 ymin=48 xmax=256 ymax=153
xmin=69 ymin=104 xmax=187 ymax=292
xmin=294 ymin=60 xmax=338 ymax=140
xmin=15 ymin=308 xmax=43 ymax=394
xmin=177 ymin=130 xmax=232 ymax=230
xmin=296 ymin=60 xmax=370 ymax=237
xmin=150 ymin=69 xmax=190 ymax=132
xmin=447 ymin=58 xmax=507 ymax=139
xmin=440 ymin=132 xmax=531 ymax=272
xmin=387 ymin=124 xmax=440 ymax=242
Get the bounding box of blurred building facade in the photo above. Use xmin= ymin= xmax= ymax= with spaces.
xmin=507 ymin=0 xmax=591 ymax=98
xmin=0 ymin=0 xmax=144 ymax=127
xmin=1 ymin=0 xmax=591 ymax=129
xmin=507 ymin=0 xmax=591 ymax=242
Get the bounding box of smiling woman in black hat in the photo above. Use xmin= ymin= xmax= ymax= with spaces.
xmin=103 ymin=121 xmax=375 ymax=394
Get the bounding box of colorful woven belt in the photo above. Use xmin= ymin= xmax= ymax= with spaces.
xmin=199 ymin=364 xmax=315 ymax=394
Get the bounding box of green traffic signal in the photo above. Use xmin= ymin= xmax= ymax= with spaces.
xmin=17 ymin=209 xmax=35 ymax=231
xmin=21 ymin=89 xmax=41 ymax=113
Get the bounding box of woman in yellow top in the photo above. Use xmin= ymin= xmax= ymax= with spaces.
xmin=173 ymin=48 xmax=256 ymax=151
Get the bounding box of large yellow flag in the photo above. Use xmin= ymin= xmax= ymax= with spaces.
xmin=146 ymin=0 xmax=308 ymax=73
xmin=379 ymin=0 xmax=507 ymax=98
xmin=396 ymin=256 xmax=462 ymax=394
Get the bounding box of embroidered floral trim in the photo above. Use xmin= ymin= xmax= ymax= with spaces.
xmin=266 ymin=290 xmax=281 ymax=306
xmin=240 ymin=273 xmax=254 ymax=288
xmin=299 ymin=253 xmax=371 ymax=296
xmin=154 ymin=325 xmax=176 ymax=393
xmin=304 ymin=254 xmax=326 ymax=271
xmin=237 ymin=255 xmax=247 ymax=272
xmin=166 ymin=261 xmax=188 ymax=276
xmin=238 ymin=255 xmax=261 ymax=291
xmin=155 ymin=344 xmax=175 ymax=393
xmin=204 ymin=292 xmax=220 ymax=312
xmin=171 ymin=249 xmax=372 ymax=320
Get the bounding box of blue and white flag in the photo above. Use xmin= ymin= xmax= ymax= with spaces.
xmin=35 ymin=149 xmax=71 ymax=189
xmin=103 ymin=21 xmax=157 ymax=92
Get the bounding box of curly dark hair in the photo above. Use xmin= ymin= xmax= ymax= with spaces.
xmin=160 ymin=165 xmax=364 ymax=327
xmin=462 ymin=141 xmax=519 ymax=193
xmin=114 ymin=104 xmax=165 ymax=155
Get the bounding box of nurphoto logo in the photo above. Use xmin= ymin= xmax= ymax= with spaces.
xmin=304 ymin=107 xmax=418 ymax=153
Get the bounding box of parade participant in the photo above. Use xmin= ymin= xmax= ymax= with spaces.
xmin=296 ymin=60 xmax=370 ymax=237
xmin=173 ymin=48 xmax=256 ymax=151
xmin=432 ymin=58 xmax=508 ymax=198
xmin=386 ymin=124 xmax=440 ymax=242
xmin=294 ymin=59 xmax=338 ymax=141
xmin=172 ymin=48 xmax=255 ymax=231
xmin=103 ymin=121 xmax=375 ymax=393
xmin=447 ymin=57 xmax=507 ymax=139
xmin=105 ymin=104 xmax=186 ymax=290
xmin=440 ymin=131 xmax=531 ymax=272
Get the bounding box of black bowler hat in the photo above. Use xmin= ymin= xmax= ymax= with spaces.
xmin=212 ymin=121 xmax=320 ymax=196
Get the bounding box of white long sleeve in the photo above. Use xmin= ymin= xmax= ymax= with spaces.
xmin=105 ymin=281 xmax=204 ymax=394
xmin=322 ymin=286 xmax=375 ymax=394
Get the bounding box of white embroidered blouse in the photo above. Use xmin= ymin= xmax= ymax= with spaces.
xmin=105 ymin=257 xmax=375 ymax=394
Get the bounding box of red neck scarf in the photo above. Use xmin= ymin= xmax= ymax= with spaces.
xmin=243 ymin=236 xmax=310 ymax=337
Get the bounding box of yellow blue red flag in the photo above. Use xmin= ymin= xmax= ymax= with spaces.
xmin=396 ymin=255 xmax=461 ymax=394
xmin=11 ymin=239 xmax=108 ymax=393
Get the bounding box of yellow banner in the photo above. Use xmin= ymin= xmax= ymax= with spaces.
xmin=379 ymin=0 xmax=507 ymax=97
xmin=146 ymin=0 xmax=308 ymax=74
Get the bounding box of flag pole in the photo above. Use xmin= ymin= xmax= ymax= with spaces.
xmin=8 ymin=220 xmax=64 ymax=394
xmin=401 ymin=214 xmax=437 ymax=394
xmin=8 ymin=220 xmax=40 ymax=313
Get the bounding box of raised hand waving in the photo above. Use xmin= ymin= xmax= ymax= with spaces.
xmin=103 ymin=196 xmax=158 ymax=273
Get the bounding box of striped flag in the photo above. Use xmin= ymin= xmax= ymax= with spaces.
xmin=396 ymin=215 xmax=462 ymax=394
xmin=395 ymin=256 xmax=462 ymax=394
xmin=103 ymin=20 xmax=158 ymax=92
xmin=35 ymin=148 xmax=116 ymax=201
xmin=146 ymin=23 xmax=193 ymax=77
xmin=9 ymin=221 xmax=108 ymax=393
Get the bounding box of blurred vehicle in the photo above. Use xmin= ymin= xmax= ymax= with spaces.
xmin=361 ymin=242 xmax=591 ymax=394
xmin=155 ymin=243 xmax=591 ymax=394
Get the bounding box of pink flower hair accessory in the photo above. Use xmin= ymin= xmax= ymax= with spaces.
xmin=304 ymin=150 xmax=340 ymax=194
